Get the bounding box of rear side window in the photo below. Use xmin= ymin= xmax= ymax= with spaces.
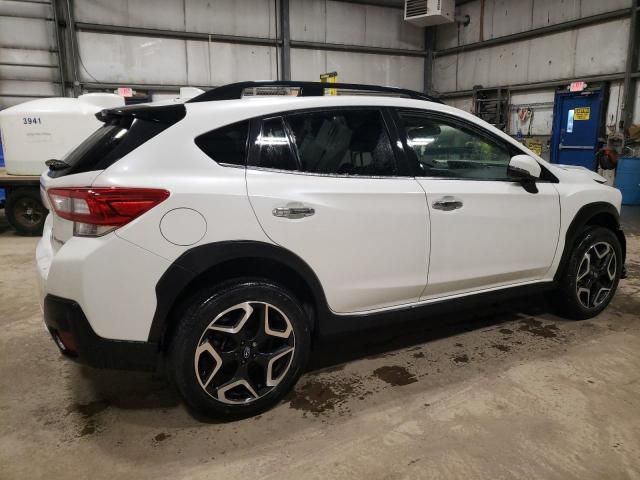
xmin=287 ymin=109 xmax=397 ymax=176
xmin=50 ymin=117 xmax=169 ymax=178
xmin=195 ymin=120 xmax=249 ymax=166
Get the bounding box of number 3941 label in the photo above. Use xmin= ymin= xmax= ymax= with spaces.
xmin=22 ymin=117 xmax=42 ymax=125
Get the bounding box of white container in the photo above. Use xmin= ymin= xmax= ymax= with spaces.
xmin=0 ymin=93 xmax=124 ymax=175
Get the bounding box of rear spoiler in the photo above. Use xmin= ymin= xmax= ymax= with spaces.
xmin=96 ymin=103 xmax=186 ymax=125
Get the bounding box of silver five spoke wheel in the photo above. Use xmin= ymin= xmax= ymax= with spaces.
xmin=194 ymin=301 xmax=295 ymax=404
xmin=576 ymin=241 xmax=617 ymax=309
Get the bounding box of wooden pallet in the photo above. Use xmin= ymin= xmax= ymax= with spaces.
xmin=0 ymin=168 xmax=40 ymax=187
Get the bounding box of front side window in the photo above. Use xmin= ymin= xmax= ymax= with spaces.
xmin=287 ymin=109 xmax=397 ymax=176
xmin=398 ymin=111 xmax=513 ymax=180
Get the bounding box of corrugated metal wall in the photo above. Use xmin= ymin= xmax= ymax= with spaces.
xmin=290 ymin=0 xmax=424 ymax=90
xmin=432 ymin=0 xmax=638 ymax=135
xmin=0 ymin=0 xmax=425 ymax=107
xmin=0 ymin=0 xmax=62 ymax=107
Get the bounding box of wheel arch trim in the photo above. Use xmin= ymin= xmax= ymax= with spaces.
xmin=149 ymin=240 xmax=329 ymax=344
xmin=554 ymin=202 xmax=626 ymax=282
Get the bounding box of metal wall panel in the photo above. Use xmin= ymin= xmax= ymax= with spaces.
xmin=436 ymin=0 xmax=632 ymax=49
xmin=0 ymin=17 xmax=55 ymax=49
xmin=75 ymin=0 xmax=277 ymax=38
xmin=0 ymin=47 xmax=58 ymax=66
xmin=185 ymin=41 xmax=277 ymax=85
xmin=290 ymin=49 xmax=424 ymax=90
xmin=76 ymin=32 xmax=188 ymax=84
xmin=574 ymin=19 xmax=630 ymax=76
xmin=291 ymin=0 xmax=423 ymax=50
xmin=184 ymin=0 xmax=276 ymax=38
xmin=290 ymin=0 xmax=326 ymax=42
xmin=525 ymin=30 xmax=576 ymax=83
xmin=0 ymin=3 xmax=60 ymax=108
xmin=0 ymin=79 xmax=58 ymax=95
xmin=484 ymin=0 xmax=535 ymax=39
xmin=0 ymin=65 xmax=58 ymax=81
xmin=0 ymin=0 xmax=51 ymax=18
xmin=434 ymin=19 xmax=630 ymax=92
xmin=74 ymin=0 xmax=186 ymax=30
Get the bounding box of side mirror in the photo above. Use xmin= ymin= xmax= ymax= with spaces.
xmin=508 ymin=155 xmax=541 ymax=193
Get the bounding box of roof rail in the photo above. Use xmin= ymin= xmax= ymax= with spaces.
xmin=187 ymin=80 xmax=443 ymax=104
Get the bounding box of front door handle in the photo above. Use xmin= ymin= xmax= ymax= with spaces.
xmin=433 ymin=197 xmax=463 ymax=211
xmin=272 ymin=206 xmax=315 ymax=219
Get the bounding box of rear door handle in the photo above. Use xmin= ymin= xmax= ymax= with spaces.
xmin=272 ymin=206 xmax=315 ymax=219
xmin=432 ymin=197 xmax=463 ymax=211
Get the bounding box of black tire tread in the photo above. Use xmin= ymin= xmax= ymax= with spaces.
xmin=167 ymin=278 xmax=310 ymax=420
xmin=553 ymin=225 xmax=622 ymax=320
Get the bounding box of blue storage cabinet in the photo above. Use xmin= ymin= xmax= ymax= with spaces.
xmin=615 ymin=157 xmax=640 ymax=205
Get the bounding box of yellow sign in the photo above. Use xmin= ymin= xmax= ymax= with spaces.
xmin=526 ymin=140 xmax=543 ymax=156
xmin=320 ymin=71 xmax=338 ymax=96
xmin=574 ymin=107 xmax=590 ymax=120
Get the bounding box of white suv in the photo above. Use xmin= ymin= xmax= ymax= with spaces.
xmin=36 ymin=81 xmax=626 ymax=419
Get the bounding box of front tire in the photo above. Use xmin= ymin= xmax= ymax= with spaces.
xmin=168 ymin=279 xmax=311 ymax=420
xmin=554 ymin=226 xmax=622 ymax=320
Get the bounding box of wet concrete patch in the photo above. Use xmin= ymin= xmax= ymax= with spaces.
xmin=373 ymin=366 xmax=417 ymax=386
xmin=288 ymin=375 xmax=372 ymax=416
xmin=452 ymin=354 xmax=469 ymax=364
xmin=67 ymin=399 xmax=110 ymax=438
xmin=518 ymin=318 xmax=559 ymax=338
xmin=154 ymin=432 xmax=171 ymax=442
xmin=71 ymin=399 xmax=111 ymax=418
xmin=491 ymin=344 xmax=511 ymax=352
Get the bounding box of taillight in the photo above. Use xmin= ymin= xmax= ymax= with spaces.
xmin=47 ymin=187 xmax=170 ymax=237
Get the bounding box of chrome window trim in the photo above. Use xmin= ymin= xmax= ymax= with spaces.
xmin=245 ymin=164 xmax=414 ymax=180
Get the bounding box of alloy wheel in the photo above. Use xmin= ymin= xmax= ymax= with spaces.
xmin=194 ymin=301 xmax=295 ymax=404
xmin=576 ymin=241 xmax=617 ymax=309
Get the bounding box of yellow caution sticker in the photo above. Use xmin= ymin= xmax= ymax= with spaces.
xmin=574 ymin=107 xmax=590 ymax=120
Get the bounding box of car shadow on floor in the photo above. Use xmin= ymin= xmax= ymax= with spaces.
xmin=307 ymin=295 xmax=551 ymax=371
xmin=73 ymin=293 xmax=553 ymax=418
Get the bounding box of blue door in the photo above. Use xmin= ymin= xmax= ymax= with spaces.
xmin=551 ymin=89 xmax=603 ymax=170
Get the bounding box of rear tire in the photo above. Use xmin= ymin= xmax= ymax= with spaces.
xmin=168 ymin=279 xmax=311 ymax=420
xmin=5 ymin=188 xmax=46 ymax=236
xmin=553 ymin=226 xmax=622 ymax=320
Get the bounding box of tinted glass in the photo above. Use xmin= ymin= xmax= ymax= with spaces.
xmin=399 ymin=112 xmax=512 ymax=180
xmin=195 ymin=120 xmax=248 ymax=166
xmin=287 ymin=109 xmax=397 ymax=176
xmin=50 ymin=117 xmax=168 ymax=178
xmin=254 ymin=117 xmax=298 ymax=170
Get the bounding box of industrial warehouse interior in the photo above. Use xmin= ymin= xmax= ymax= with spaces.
xmin=1 ymin=0 xmax=640 ymax=478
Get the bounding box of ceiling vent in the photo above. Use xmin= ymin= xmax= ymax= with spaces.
xmin=404 ymin=0 xmax=455 ymax=27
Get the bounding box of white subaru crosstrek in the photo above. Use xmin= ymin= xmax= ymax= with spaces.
xmin=36 ymin=81 xmax=626 ymax=419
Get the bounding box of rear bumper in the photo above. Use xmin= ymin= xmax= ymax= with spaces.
xmin=43 ymin=295 xmax=159 ymax=371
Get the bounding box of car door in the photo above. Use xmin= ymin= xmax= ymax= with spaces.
xmin=245 ymin=108 xmax=429 ymax=314
xmin=394 ymin=109 xmax=560 ymax=299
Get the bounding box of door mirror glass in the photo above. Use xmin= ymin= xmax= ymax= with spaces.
xmin=508 ymin=155 xmax=541 ymax=179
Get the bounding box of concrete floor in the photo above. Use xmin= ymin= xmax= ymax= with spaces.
xmin=1 ymin=208 xmax=639 ymax=480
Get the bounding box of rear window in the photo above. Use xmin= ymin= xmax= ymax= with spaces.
xmin=49 ymin=117 xmax=169 ymax=178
